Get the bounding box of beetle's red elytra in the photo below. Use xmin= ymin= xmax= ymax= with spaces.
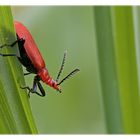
xmin=0 ymin=21 xmax=80 ymax=97
xmin=15 ymin=21 xmax=45 ymax=70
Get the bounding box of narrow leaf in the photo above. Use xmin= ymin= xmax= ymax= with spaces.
xmin=0 ymin=6 xmax=38 ymax=134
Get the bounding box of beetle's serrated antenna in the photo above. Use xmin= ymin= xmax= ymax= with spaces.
xmin=56 ymin=50 xmax=67 ymax=82
xmin=57 ymin=68 xmax=80 ymax=85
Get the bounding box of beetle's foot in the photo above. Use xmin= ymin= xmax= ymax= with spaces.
xmin=20 ymin=86 xmax=30 ymax=90
xmin=0 ymin=44 xmax=7 ymax=48
xmin=27 ymin=92 xmax=31 ymax=98
xmin=20 ymin=86 xmax=32 ymax=98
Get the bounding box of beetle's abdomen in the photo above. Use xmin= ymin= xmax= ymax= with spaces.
xmin=14 ymin=21 xmax=45 ymax=71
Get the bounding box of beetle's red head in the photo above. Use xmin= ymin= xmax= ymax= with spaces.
xmin=50 ymin=80 xmax=61 ymax=93
xmin=38 ymin=68 xmax=61 ymax=93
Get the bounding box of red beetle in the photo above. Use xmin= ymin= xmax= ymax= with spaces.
xmin=0 ymin=21 xmax=79 ymax=97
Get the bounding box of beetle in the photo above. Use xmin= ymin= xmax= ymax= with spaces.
xmin=0 ymin=21 xmax=80 ymax=97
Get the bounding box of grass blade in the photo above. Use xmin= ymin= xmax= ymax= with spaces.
xmin=112 ymin=6 xmax=140 ymax=134
xmin=93 ymin=6 xmax=123 ymax=133
xmin=0 ymin=6 xmax=38 ymax=134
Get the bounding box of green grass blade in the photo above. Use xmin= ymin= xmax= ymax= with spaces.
xmin=93 ymin=6 xmax=123 ymax=134
xmin=112 ymin=6 xmax=140 ymax=134
xmin=0 ymin=6 xmax=38 ymax=134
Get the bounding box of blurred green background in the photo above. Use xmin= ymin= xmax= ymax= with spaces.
xmin=11 ymin=6 xmax=140 ymax=134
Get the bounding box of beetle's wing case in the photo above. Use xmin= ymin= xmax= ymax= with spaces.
xmin=14 ymin=21 xmax=45 ymax=71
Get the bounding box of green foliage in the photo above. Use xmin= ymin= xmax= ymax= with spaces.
xmin=0 ymin=6 xmax=37 ymax=134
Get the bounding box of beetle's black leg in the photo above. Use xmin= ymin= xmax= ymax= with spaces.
xmin=20 ymin=76 xmax=45 ymax=97
xmin=32 ymin=90 xmax=45 ymax=97
xmin=0 ymin=40 xmax=19 ymax=48
xmin=20 ymin=86 xmax=32 ymax=98
xmin=20 ymin=77 xmax=37 ymax=97
xmin=0 ymin=38 xmax=25 ymax=58
xmin=20 ymin=85 xmax=38 ymax=98
xmin=0 ymin=38 xmax=25 ymax=49
xmin=24 ymin=72 xmax=32 ymax=76
xmin=0 ymin=53 xmax=18 ymax=57
xmin=32 ymin=76 xmax=46 ymax=97
xmin=37 ymin=81 xmax=46 ymax=97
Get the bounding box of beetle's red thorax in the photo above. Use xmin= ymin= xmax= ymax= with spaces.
xmin=38 ymin=68 xmax=50 ymax=83
xmin=14 ymin=21 xmax=45 ymax=70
